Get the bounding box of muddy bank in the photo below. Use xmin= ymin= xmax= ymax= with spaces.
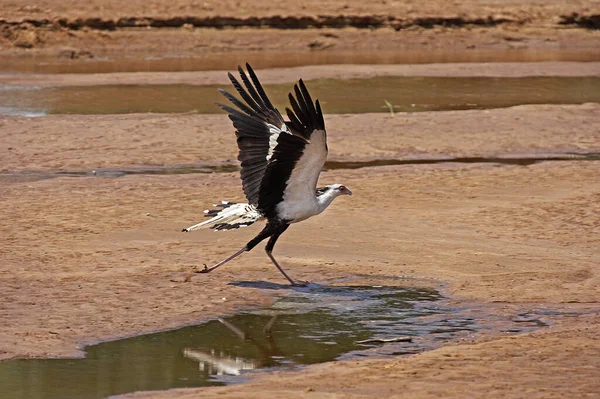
xmin=5 ymin=49 xmax=600 ymax=76
xmin=2 ymin=104 xmax=599 ymax=172
xmin=1 ymin=96 xmax=599 ymax=399
xmin=2 ymin=156 xmax=599 ymax=366
xmin=121 ymin=314 xmax=600 ymax=398
xmin=2 ymin=0 xmax=598 ymax=34
xmin=2 ymin=158 xmax=599 ymax=361
xmin=1 ymin=104 xmax=599 ymax=363
xmin=2 ymin=0 xmax=595 ymax=23
xmin=2 ymin=62 xmax=600 ymax=88
xmin=2 ymin=25 xmax=600 ymax=62
xmin=2 ymin=1 xmax=599 ymax=397
xmin=1 ymin=0 xmax=599 ymax=60
xmin=2 ymin=0 xmax=598 ymax=69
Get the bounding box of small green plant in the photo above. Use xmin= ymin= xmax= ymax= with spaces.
xmin=384 ymin=99 xmax=394 ymax=116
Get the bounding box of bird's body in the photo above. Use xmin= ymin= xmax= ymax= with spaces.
xmin=182 ymin=63 xmax=351 ymax=285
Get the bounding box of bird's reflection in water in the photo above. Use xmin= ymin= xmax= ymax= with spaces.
xmin=180 ymin=285 xmax=446 ymax=378
xmin=1 ymin=285 xmax=491 ymax=399
xmin=183 ymin=316 xmax=286 ymax=376
xmin=183 ymin=349 xmax=258 ymax=376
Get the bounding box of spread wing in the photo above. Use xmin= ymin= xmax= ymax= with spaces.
xmin=258 ymin=80 xmax=327 ymax=218
xmin=216 ymin=63 xmax=289 ymax=206
xmin=217 ymin=63 xmax=327 ymax=217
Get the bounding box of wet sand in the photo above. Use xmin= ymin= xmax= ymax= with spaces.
xmin=2 ymin=0 xmax=600 ymax=396
xmin=2 ymin=62 xmax=600 ymax=88
xmin=2 ymin=103 xmax=600 ymax=171
xmin=2 ymin=101 xmax=600 ymax=397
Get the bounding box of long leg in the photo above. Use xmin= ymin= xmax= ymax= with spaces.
xmin=199 ymin=247 xmax=246 ymax=273
xmin=199 ymin=223 xmax=274 ymax=274
xmin=264 ymin=225 xmax=305 ymax=286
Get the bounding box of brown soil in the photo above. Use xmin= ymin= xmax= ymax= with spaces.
xmin=2 ymin=102 xmax=600 ymax=396
xmin=2 ymin=62 xmax=600 ymax=87
xmin=1 ymin=0 xmax=594 ymax=21
xmin=2 ymin=103 xmax=600 ymax=172
xmin=1 ymin=1 xmax=600 ymax=397
xmin=1 ymin=0 xmax=599 ymax=60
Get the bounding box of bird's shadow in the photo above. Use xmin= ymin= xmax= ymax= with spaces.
xmin=229 ymin=280 xmax=323 ymax=292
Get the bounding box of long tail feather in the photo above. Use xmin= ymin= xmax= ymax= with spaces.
xmin=182 ymin=202 xmax=263 ymax=232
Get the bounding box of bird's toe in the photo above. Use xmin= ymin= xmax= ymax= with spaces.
xmin=195 ymin=263 xmax=211 ymax=273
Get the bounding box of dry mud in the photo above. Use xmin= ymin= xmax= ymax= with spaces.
xmin=1 ymin=0 xmax=599 ymax=60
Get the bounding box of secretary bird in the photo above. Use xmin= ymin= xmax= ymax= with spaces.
xmin=182 ymin=63 xmax=352 ymax=286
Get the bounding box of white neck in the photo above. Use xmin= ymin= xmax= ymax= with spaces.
xmin=315 ymin=189 xmax=339 ymax=215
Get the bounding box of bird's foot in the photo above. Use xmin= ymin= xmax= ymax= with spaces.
xmin=193 ymin=264 xmax=211 ymax=273
xmin=181 ymin=228 xmax=189 ymax=232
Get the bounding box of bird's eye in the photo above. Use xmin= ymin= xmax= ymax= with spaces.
xmin=339 ymin=186 xmax=346 ymax=192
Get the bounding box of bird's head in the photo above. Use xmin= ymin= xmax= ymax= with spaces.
xmin=328 ymin=184 xmax=353 ymax=197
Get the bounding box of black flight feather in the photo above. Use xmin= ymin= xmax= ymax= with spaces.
xmin=246 ymin=63 xmax=276 ymax=111
xmin=283 ymin=81 xmax=325 ymax=139
xmin=257 ymin=133 xmax=308 ymax=217
xmin=217 ymin=63 xmax=327 ymax=217
xmin=238 ymin=68 xmax=264 ymax=109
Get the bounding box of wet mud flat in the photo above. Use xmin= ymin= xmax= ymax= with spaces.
xmin=0 ymin=279 xmax=569 ymax=399
xmin=2 ymin=49 xmax=600 ymax=75
xmin=2 ymin=103 xmax=599 ymax=171
xmin=1 ymin=33 xmax=599 ymax=396
xmin=1 ymin=100 xmax=600 ymax=397
xmin=3 ymin=151 xmax=600 ymax=184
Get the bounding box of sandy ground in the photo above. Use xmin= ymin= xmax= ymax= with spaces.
xmin=2 ymin=26 xmax=599 ymax=60
xmin=1 ymin=0 xmax=599 ymax=60
xmin=1 ymin=102 xmax=600 ymax=397
xmin=2 ymin=0 xmax=597 ymax=21
xmin=2 ymin=103 xmax=600 ymax=172
xmin=2 ymin=62 xmax=600 ymax=87
xmin=2 ymin=0 xmax=600 ymax=397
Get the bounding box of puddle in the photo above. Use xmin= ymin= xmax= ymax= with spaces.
xmin=1 ymin=76 xmax=599 ymax=116
xmin=0 ymin=282 xmax=548 ymax=399
xmin=324 ymin=153 xmax=600 ymax=169
xmin=2 ymin=152 xmax=599 ymax=183
xmin=1 ymin=49 xmax=599 ymax=75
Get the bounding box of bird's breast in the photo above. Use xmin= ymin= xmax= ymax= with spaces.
xmin=276 ymin=198 xmax=319 ymax=223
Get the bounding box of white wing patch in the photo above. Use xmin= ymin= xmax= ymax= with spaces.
xmin=277 ymin=130 xmax=328 ymax=222
xmin=266 ymin=123 xmax=292 ymax=161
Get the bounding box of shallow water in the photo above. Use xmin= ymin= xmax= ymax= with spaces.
xmin=2 ymin=76 xmax=599 ymax=116
xmin=0 ymin=282 xmax=546 ymax=399
xmin=1 ymin=49 xmax=599 ymax=74
xmin=2 ymin=153 xmax=598 ymax=183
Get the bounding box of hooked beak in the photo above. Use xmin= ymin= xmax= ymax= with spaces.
xmin=346 ymin=188 xmax=353 ymax=196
